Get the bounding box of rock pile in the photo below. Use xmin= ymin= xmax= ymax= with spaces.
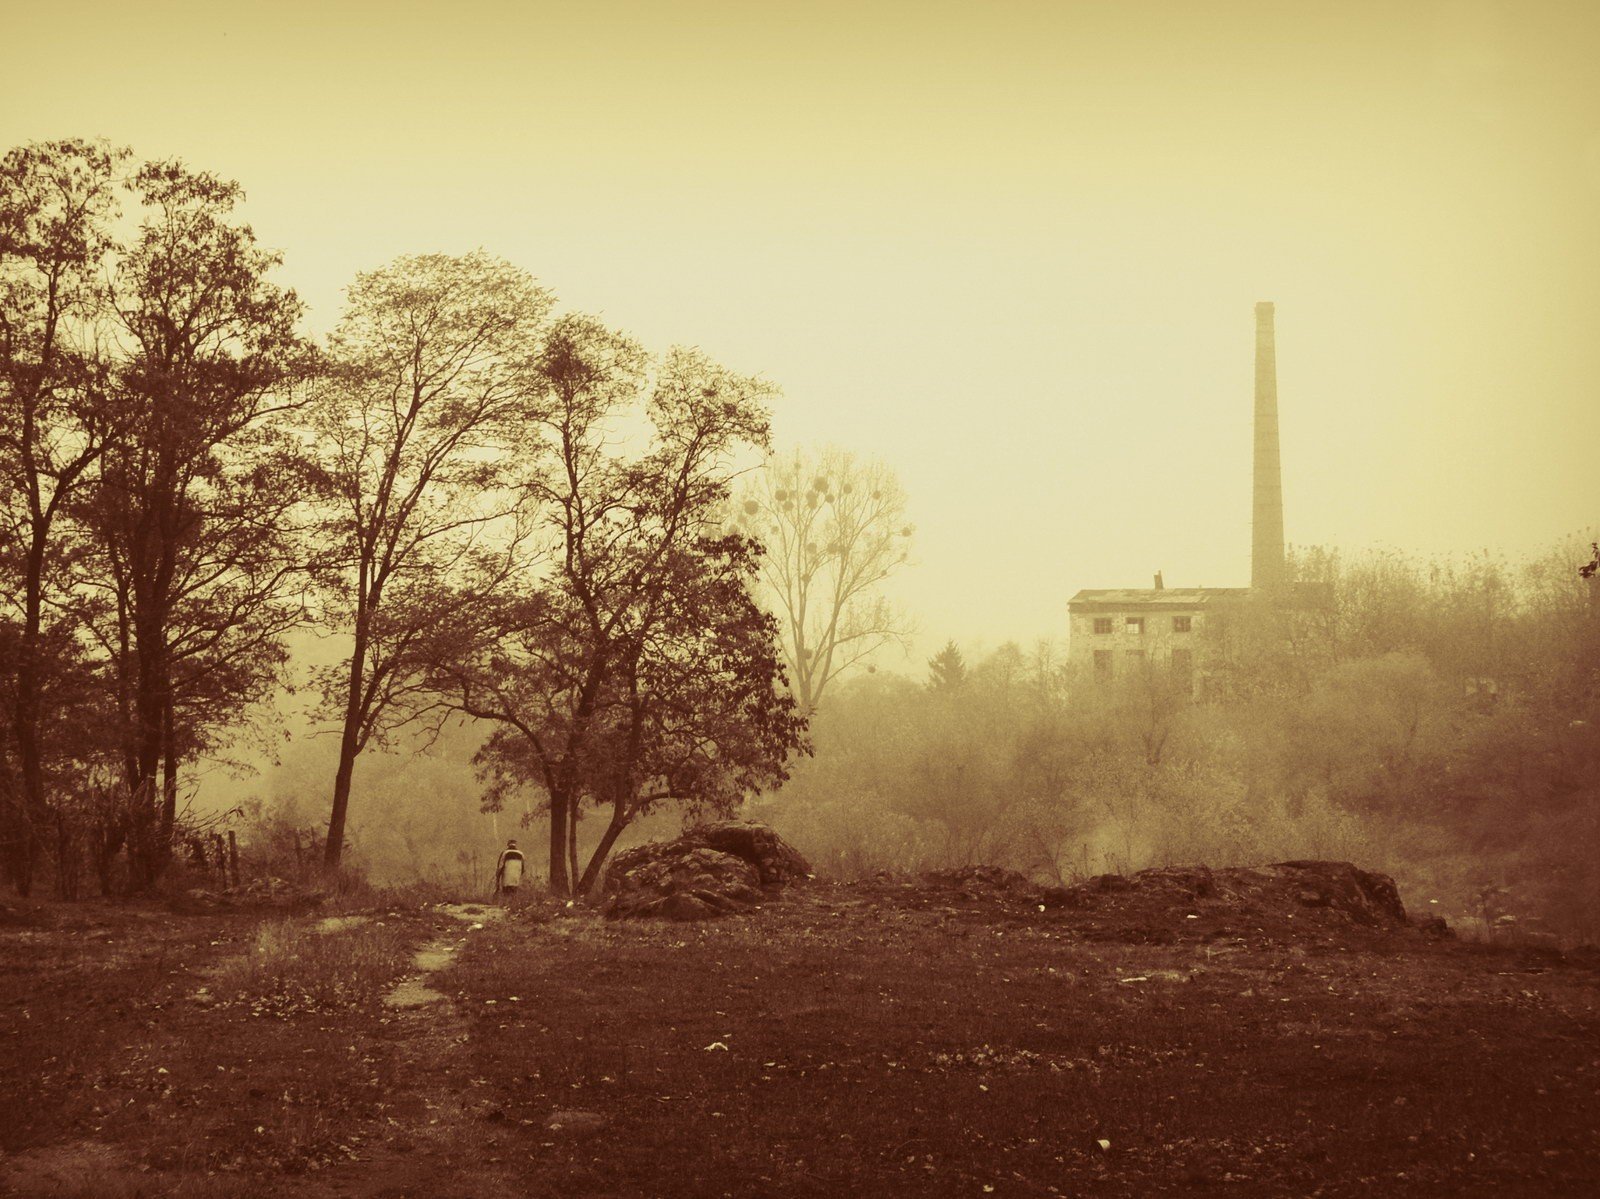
xmin=603 ymin=820 xmax=811 ymax=921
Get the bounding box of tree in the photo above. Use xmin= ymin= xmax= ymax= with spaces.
xmin=308 ymin=252 xmax=552 ymax=869
xmin=733 ymin=446 xmax=912 ymax=712
xmin=926 ymin=640 xmax=967 ymax=691
xmin=77 ymin=159 xmax=309 ymax=884
xmin=568 ymin=531 xmax=805 ymax=892
xmin=423 ymin=335 xmax=805 ymax=896
xmin=0 ymin=139 xmax=124 ymax=893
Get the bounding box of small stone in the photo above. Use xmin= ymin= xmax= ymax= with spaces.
xmin=544 ymin=1110 xmax=607 ymax=1134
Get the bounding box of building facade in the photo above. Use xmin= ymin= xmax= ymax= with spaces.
xmin=1067 ymin=584 xmax=1248 ymax=688
xmin=1068 ymin=302 xmax=1284 ymax=690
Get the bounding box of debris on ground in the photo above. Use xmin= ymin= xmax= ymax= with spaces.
xmin=544 ymin=1110 xmax=608 ymax=1134
xmin=602 ymin=821 xmax=811 ymax=921
xmin=172 ymin=875 xmax=326 ymax=914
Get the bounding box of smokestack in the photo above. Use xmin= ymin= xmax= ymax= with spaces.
xmin=1154 ymin=571 xmax=1164 ymax=590
xmin=1251 ymin=301 xmax=1285 ymax=590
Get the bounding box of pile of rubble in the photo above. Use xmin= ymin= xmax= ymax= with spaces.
xmin=602 ymin=821 xmax=812 ymax=921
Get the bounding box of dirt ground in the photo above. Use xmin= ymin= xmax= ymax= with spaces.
xmin=1 ymin=877 xmax=1597 ymax=1198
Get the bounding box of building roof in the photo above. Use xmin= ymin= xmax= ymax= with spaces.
xmin=1067 ymin=587 xmax=1251 ymax=611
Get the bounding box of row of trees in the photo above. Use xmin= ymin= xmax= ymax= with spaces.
xmin=1 ymin=139 xmax=812 ymax=898
xmin=1 ymin=143 xmax=310 ymax=892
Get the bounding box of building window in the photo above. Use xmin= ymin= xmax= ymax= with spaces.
xmin=1125 ymin=617 xmax=1144 ymax=634
xmin=1093 ymin=617 xmax=1113 ymax=634
xmin=1094 ymin=650 xmax=1113 ymax=682
xmin=1172 ymin=647 xmax=1193 ymax=681
xmin=1172 ymin=615 xmax=1191 ymax=633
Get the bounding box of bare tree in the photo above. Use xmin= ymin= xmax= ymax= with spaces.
xmin=734 ymin=446 xmax=912 ymax=712
xmin=308 ymin=252 xmax=552 ymax=869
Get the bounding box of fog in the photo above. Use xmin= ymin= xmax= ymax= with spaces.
xmin=5 ymin=2 xmax=1597 ymax=653
xmin=4 ymin=2 xmax=1598 ymax=937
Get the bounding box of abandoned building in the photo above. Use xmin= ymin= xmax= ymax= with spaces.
xmin=1068 ymin=301 xmax=1286 ymax=688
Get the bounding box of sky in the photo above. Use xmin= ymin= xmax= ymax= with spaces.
xmin=5 ymin=0 xmax=1599 ymax=664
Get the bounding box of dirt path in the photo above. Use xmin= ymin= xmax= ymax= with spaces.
xmin=0 ymin=900 xmax=522 ymax=1199
xmin=295 ymin=902 xmax=528 ymax=1199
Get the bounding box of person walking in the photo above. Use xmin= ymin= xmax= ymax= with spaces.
xmin=494 ymin=839 xmax=525 ymax=900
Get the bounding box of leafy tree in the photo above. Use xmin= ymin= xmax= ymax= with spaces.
xmin=423 ymin=336 xmax=805 ymax=896
xmin=308 ymin=252 xmax=552 ymax=869
xmin=0 ymin=139 xmax=125 ymax=892
xmin=734 ymin=446 xmax=912 ymax=712
xmin=76 ymin=160 xmax=309 ymax=884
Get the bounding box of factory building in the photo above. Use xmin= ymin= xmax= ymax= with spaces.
xmin=1068 ymin=302 xmax=1286 ymax=690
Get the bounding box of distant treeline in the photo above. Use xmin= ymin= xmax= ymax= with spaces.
xmin=767 ymin=544 xmax=1600 ymax=941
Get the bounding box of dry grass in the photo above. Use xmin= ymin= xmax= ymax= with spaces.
xmin=0 ymin=900 xmax=449 ymax=1187
xmin=208 ymin=918 xmax=412 ymax=1016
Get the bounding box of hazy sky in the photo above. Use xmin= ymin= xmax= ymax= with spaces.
xmin=6 ymin=0 xmax=1598 ymax=661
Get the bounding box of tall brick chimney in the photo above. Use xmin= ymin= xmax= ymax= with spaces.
xmin=1251 ymin=301 xmax=1285 ymax=590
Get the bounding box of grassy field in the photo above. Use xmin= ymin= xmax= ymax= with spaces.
xmin=1 ymin=880 xmax=1597 ymax=1197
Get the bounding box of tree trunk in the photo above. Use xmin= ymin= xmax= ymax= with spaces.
xmin=325 ymin=740 xmax=359 ymax=870
xmin=9 ymin=536 xmax=49 ymax=896
xmin=575 ymin=802 xmax=632 ymax=897
xmin=547 ymin=791 xmax=570 ymax=896
xmin=127 ymin=776 xmax=158 ymax=890
xmin=159 ymin=695 xmax=178 ymax=865
xmin=567 ymin=801 xmax=579 ymax=892
xmin=0 ymin=793 xmax=25 ymax=896
xmin=129 ymin=612 xmax=168 ymax=888
xmin=325 ymin=618 xmax=370 ymax=870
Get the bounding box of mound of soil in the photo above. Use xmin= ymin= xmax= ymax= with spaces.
xmin=1058 ymin=860 xmax=1410 ymax=924
xmin=603 ymin=821 xmax=811 ymax=921
xmin=882 ymin=860 xmax=1423 ymax=944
